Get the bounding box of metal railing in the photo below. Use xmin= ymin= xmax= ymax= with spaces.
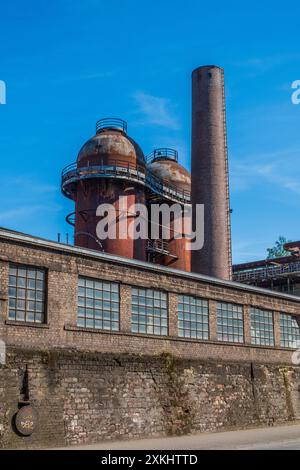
xmin=61 ymin=159 xmax=191 ymax=204
xmin=146 ymin=166 xmax=190 ymax=203
xmin=233 ymin=261 xmax=300 ymax=282
xmin=96 ymin=118 xmax=127 ymax=134
xmin=147 ymin=239 xmax=170 ymax=255
xmin=146 ymin=148 xmax=178 ymax=164
xmin=61 ymin=159 xmax=143 ymax=180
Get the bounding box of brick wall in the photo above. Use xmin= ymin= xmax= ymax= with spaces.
xmin=1 ymin=347 xmax=300 ymax=449
xmin=0 ymin=234 xmax=300 ymax=364
xmin=0 ymin=231 xmax=300 ymax=448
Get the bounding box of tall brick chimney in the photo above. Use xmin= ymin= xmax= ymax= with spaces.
xmin=191 ymin=65 xmax=232 ymax=280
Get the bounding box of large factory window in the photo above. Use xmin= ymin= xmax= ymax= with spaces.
xmin=77 ymin=277 xmax=119 ymax=330
xmin=8 ymin=264 xmax=46 ymax=323
xmin=177 ymin=295 xmax=209 ymax=339
xmin=131 ymin=288 xmax=168 ymax=335
xmin=217 ymin=302 xmax=244 ymax=343
xmin=280 ymin=314 xmax=300 ymax=348
xmin=250 ymin=308 xmax=274 ymax=346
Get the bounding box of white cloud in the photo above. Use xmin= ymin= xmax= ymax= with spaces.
xmin=229 ymin=53 xmax=300 ymax=76
xmin=132 ymin=91 xmax=180 ymax=130
xmin=232 ymin=240 xmax=271 ymax=263
xmin=230 ymin=147 xmax=300 ymax=196
xmin=2 ymin=176 xmax=57 ymax=194
xmin=0 ymin=174 xmax=61 ymax=227
xmin=0 ymin=204 xmax=61 ymax=224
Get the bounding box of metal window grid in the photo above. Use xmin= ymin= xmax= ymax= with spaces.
xmin=8 ymin=264 xmax=46 ymax=323
xmin=77 ymin=277 xmax=119 ymax=331
xmin=250 ymin=307 xmax=274 ymax=346
xmin=131 ymin=288 xmax=168 ymax=336
xmin=217 ymin=302 xmax=244 ymax=343
xmin=178 ymin=295 xmax=209 ymax=339
xmin=280 ymin=313 xmax=300 ymax=348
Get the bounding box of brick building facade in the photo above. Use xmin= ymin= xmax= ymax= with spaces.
xmin=1 ymin=227 xmax=300 ymax=448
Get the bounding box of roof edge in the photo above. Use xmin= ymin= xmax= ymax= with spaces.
xmin=0 ymin=226 xmax=300 ymax=303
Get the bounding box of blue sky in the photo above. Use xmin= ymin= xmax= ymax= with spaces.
xmin=0 ymin=0 xmax=300 ymax=263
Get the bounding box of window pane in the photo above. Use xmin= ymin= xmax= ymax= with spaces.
xmin=217 ymin=302 xmax=244 ymax=343
xmin=250 ymin=307 xmax=274 ymax=346
xmin=77 ymin=277 xmax=119 ymax=331
xmin=17 ymin=277 xmax=26 ymax=287
xmin=177 ymin=294 xmax=209 ymax=340
xmin=8 ymin=264 xmax=46 ymax=323
xmin=280 ymin=313 xmax=300 ymax=348
xmin=131 ymin=288 xmax=168 ymax=336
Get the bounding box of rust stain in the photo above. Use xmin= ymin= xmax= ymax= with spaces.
xmin=148 ymin=160 xmax=191 ymax=192
xmin=77 ymin=130 xmax=145 ymax=167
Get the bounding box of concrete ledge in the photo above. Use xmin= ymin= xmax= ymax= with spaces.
xmin=5 ymin=320 xmax=50 ymax=329
xmin=64 ymin=323 xmax=297 ymax=352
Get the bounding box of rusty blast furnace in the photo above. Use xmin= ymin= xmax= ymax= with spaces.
xmin=62 ymin=65 xmax=232 ymax=279
xmin=62 ymin=119 xmax=191 ymax=270
xmin=62 ymin=119 xmax=147 ymax=260
xmin=147 ymin=149 xmax=191 ymax=272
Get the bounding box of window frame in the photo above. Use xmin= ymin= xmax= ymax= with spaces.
xmin=77 ymin=276 xmax=120 ymax=331
xmin=280 ymin=313 xmax=300 ymax=349
xmin=131 ymin=287 xmax=168 ymax=336
xmin=7 ymin=263 xmax=48 ymax=324
xmin=216 ymin=301 xmax=244 ymax=344
xmin=250 ymin=307 xmax=275 ymax=346
xmin=177 ymin=294 xmax=209 ymax=340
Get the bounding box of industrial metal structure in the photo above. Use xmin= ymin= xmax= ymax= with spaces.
xmin=146 ymin=148 xmax=191 ymax=271
xmin=233 ymin=240 xmax=300 ymax=296
xmin=62 ymin=65 xmax=233 ymax=278
xmin=62 ymin=118 xmax=147 ymax=260
xmin=62 ymin=120 xmax=191 ymax=268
